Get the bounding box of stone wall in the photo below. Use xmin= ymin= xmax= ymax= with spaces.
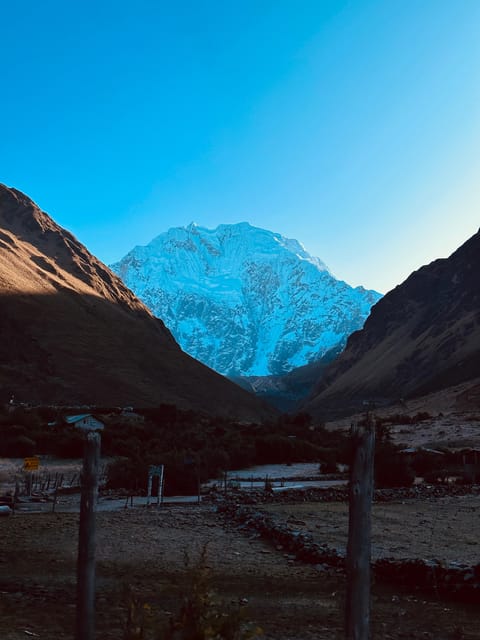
xmin=216 ymin=487 xmax=480 ymax=603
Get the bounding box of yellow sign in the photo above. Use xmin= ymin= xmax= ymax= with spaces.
xmin=23 ymin=457 xmax=40 ymax=471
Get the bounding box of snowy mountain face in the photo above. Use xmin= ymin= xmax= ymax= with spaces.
xmin=111 ymin=223 xmax=382 ymax=377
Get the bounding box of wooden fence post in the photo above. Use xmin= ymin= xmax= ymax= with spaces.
xmin=346 ymin=416 xmax=375 ymax=640
xmin=147 ymin=470 xmax=153 ymax=506
xmin=159 ymin=465 xmax=165 ymax=505
xmin=76 ymin=431 xmax=101 ymax=640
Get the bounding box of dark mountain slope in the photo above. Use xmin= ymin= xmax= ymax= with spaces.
xmin=0 ymin=184 xmax=275 ymax=420
xmin=304 ymin=228 xmax=480 ymax=418
xmin=231 ymin=345 xmax=343 ymax=412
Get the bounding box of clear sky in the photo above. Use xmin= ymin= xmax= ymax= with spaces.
xmin=1 ymin=0 xmax=479 ymax=293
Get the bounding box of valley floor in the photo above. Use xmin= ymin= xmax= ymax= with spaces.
xmin=0 ymin=498 xmax=479 ymax=639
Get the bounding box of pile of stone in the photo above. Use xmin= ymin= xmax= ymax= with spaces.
xmin=206 ymin=482 xmax=480 ymax=506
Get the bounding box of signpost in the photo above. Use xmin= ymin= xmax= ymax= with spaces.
xmin=23 ymin=456 xmax=40 ymax=471
xmin=23 ymin=457 xmax=40 ymax=496
xmin=147 ymin=464 xmax=164 ymax=506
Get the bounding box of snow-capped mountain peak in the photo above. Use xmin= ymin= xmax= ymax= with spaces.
xmin=111 ymin=223 xmax=381 ymax=377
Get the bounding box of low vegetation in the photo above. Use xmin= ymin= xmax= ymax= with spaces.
xmin=123 ymin=545 xmax=263 ymax=640
xmin=1 ymin=404 xmax=475 ymax=493
xmin=0 ymin=404 xmax=347 ymax=494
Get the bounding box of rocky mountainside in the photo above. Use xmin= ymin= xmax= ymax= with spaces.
xmin=111 ymin=223 xmax=381 ymax=377
xmin=0 ymin=184 xmax=274 ymax=420
xmin=231 ymin=345 xmax=343 ymax=413
xmin=304 ymin=228 xmax=480 ymax=418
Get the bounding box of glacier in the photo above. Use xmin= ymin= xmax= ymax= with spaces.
xmin=111 ymin=222 xmax=382 ymax=377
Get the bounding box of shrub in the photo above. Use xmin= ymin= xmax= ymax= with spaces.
xmin=374 ymin=422 xmax=415 ymax=488
xmin=162 ymin=453 xmax=198 ymax=496
xmin=199 ymin=448 xmax=230 ymax=479
xmin=105 ymin=457 xmax=149 ymax=493
xmin=318 ymin=448 xmax=337 ymax=474
xmin=410 ymin=451 xmax=447 ymax=477
xmin=53 ymin=431 xmax=85 ymax=458
xmin=375 ymin=450 xmax=415 ymax=487
xmin=8 ymin=407 xmax=41 ymax=430
xmin=3 ymin=424 xmax=28 ymax=438
xmin=122 ymin=546 xmax=263 ymax=640
xmin=0 ymin=435 xmax=36 ymax=457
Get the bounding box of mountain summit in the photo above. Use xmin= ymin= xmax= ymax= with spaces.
xmin=112 ymin=223 xmax=381 ymax=377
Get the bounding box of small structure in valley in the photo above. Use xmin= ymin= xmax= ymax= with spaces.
xmin=65 ymin=414 xmax=104 ymax=431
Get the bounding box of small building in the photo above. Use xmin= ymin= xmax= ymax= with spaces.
xmin=65 ymin=414 xmax=104 ymax=431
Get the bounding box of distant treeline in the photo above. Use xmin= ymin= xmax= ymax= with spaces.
xmin=0 ymin=404 xmax=347 ymax=494
xmin=1 ymin=404 xmax=473 ymax=494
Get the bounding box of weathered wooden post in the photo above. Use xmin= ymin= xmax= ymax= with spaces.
xmin=52 ymin=488 xmax=58 ymax=513
xmin=346 ymin=412 xmax=375 ymax=640
xmin=159 ymin=465 xmax=165 ymax=505
xmin=146 ymin=468 xmax=153 ymax=506
xmin=157 ymin=465 xmax=163 ymax=506
xmin=196 ymin=459 xmax=201 ymax=504
xmin=76 ymin=427 xmax=102 ymax=640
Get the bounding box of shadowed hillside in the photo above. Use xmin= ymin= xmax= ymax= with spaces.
xmin=304 ymin=228 xmax=480 ymax=418
xmin=0 ymin=184 xmax=275 ymax=420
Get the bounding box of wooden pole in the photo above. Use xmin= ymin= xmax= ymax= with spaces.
xmin=147 ymin=469 xmax=153 ymax=506
xmin=346 ymin=416 xmax=375 ymax=640
xmin=159 ymin=466 xmax=164 ymax=505
xmin=197 ymin=462 xmax=201 ymax=504
xmin=76 ymin=431 xmax=100 ymax=640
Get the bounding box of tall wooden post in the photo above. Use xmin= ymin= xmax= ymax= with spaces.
xmin=159 ymin=465 xmax=165 ymax=505
xmin=147 ymin=469 xmax=153 ymax=506
xmin=76 ymin=431 xmax=101 ymax=640
xmin=346 ymin=416 xmax=375 ymax=640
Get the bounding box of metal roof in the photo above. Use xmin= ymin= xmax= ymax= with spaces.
xmin=399 ymin=446 xmax=445 ymax=455
xmin=65 ymin=414 xmax=93 ymax=424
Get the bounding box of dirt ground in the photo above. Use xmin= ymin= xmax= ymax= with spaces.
xmin=1 ymin=500 xmax=479 ymax=640
xmin=262 ymin=494 xmax=480 ymax=564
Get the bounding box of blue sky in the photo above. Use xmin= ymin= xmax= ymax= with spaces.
xmin=1 ymin=0 xmax=479 ymax=293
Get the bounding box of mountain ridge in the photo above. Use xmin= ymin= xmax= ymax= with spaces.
xmin=303 ymin=227 xmax=480 ymax=418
